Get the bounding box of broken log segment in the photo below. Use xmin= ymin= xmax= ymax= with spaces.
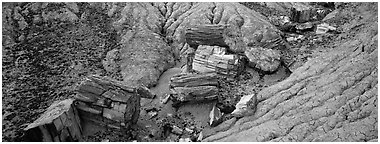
xmin=23 ymin=99 xmax=82 ymax=142
xmin=185 ymin=24 xmax=229 ymax=48
xmin=185 ymin=24 xmax=246 ymax=53
xmin=192 ymin=46 xmax=245 ymax=77
xmin=170 ymin=72 xmax=219 ymax=87
xmin=74 ymin=75 xmax=141 ymax=131
xmin=170 ymin=72 xmax=220 ymax=103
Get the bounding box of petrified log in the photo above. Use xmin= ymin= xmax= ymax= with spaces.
xmin=185 ymin=24 xmax=246 ymax=53
xmin=192 ymin=46 xmax=244 ymax=77
xmin=185 ymin=24 xmax=229 ymax=48
xmin=170 ymin=72 xmax=219 ymax=87
xmin=74 ymin=75 xmax=141 ymax=130
xmin=24 ymin=99 xmax=82 ymax=142
xmin=170 ymin=72 xmax=220 ymax=102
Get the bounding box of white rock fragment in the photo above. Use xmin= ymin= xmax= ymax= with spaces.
xmin=171 ymin=125 xmax=183 ymax=135
xmin=185 ymin=127 xmax=194 ymax=133
xmin=160 ymin=94 xmax=171 ymax=104
xmin=197 ymin=131 xmax=203 ymax=141
xmin=209 ymin=104 xmax=222 ymax=126
xmin=179 ymin=138 xmax=192 ymax=142
xmin=231 ymin=94 xmax=257 ymax=117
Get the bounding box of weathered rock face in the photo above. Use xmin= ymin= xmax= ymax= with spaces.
xmin=152 ymin=2 xmax=286 ymax=60
xmin=3 ymin=2 xmax=285 ymax=89
xmin=202 ymin=3 xmax=378 ymax=142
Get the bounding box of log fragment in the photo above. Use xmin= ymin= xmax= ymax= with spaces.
xmin=185 ymin=24 xmax=229 ymax=48
xmin=192 ymin=46 xmax=245 ymax=77
xmin=185 ymin=24 xmax=246 ymax=53
xmin=23 ymin=99 xmax=82 ymax=142
xmin=74 ymin=75 xmax=141 ymax=130
xmin=170 ymin=72 xmax=220 ymax=102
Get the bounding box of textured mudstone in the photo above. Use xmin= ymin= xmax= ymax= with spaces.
xmin=202 ymin=3 xmax=378 ymax=142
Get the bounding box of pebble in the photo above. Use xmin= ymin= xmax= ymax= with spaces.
xmin=197 ymin=131 xmax=203 ymax=141
xmin=185 ymin=127 xmax=194 ymax=133
xmin=161 ymin=94 xmax=171 ymax=104
xmin=179 ymin=138 xmax=192 ymax=142
xmin=171 ymin=125 xmax=183 ymax=135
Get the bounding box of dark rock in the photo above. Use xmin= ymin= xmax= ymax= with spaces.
xmin=23 ymin=99 xmax=82 ymax=142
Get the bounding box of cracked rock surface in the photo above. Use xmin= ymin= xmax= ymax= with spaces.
xmin=2 ymin=2 xmax=377 ymax=142
xmin=202 ymin=2 xmax=378 ymax=142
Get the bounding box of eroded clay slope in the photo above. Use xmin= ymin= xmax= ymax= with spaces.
xmin=203 ymin=3 xmax=378 ymax=142
xmin=106 ymin=2 xmax=286 ymax=87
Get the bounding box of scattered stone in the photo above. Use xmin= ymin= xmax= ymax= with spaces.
xmin=316 ymin=23 xmax=337 ymax=34
xmin=179 ymin=137 xmax=192 ymax=142
xmin=231 ymin=94 xmax=257 ymax=117
xmin=23 ymin=99 xmax=82 ymax=142
xmin=101 ymin=139 xmax=110 ymax=142
xmin=270 ymin=16 xmax=291 ymax=26
xmin=197 ymin=131 xmax=203 ymax=141
xmin=137 ymin=85 xmax=155 ymax=99
xmin=160 ymin=94 xmax=171 ymax=104
xmin=185 ymin=127 xmax=194 ymax=133
xmin=286 ymin=37 xmax=297 ymax=42
xmin=167 ymin=113 xmax=173 ymax=117
xmin=295 ymin=22 xmax=313 ymax=30
xmin=209 ymin=104 xmax=222 ymax=127
xmin=322 ymin=9 xmax=338 ymax=21
xmin=148 ymin=111 xmax=158 ymax=119
xmin=171 ymin=125 xmax=183 ymax=135
xmin=245 ymin=47 xmax=282 ymax=72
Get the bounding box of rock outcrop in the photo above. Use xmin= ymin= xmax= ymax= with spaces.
xmin=202 ymin=3 xmax=378 ymax=142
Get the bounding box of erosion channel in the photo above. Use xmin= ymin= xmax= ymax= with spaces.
xmin=2 ymin=2 xmax=378 ymax=142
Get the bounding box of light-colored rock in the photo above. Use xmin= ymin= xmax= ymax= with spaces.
xmin=231 ymin=94 xmax=257 ymax=117
xmin=172 ymin=125 xmax=183 ymax=135
xmin=209 ymin=104 xmax=222 ymax=126
xmin=245 ymin=47 xmax=281 ymax=72
xmin=179 ymin=137 xmax=192 ymax=142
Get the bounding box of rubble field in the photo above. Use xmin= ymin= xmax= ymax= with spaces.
xmin=2 ymin=2 xmax=377 ymax=142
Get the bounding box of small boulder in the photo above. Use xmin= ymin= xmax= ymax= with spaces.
xmin=231 ymin=94 xmax=257 ymax=118
xmin=209 ymin=104 xmax=222 ymax=126
xmin=245 ymin=47 xmax=281 ymax=72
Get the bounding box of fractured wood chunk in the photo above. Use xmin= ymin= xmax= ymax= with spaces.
xmin=74 ymin=92 xmax=98 ymax=103
xmin=103 ymin=108 xmax=125 ymax=122
xmin=185 ymin=24 xmax=229 ymax=48
xmin=89 ymin=75 xmax=135 ymax=93
xmin=60 ymin=128 xmax=70 ymax=142
xmin=23 ymin=99 xmax=82 ymax=142
xmin=171 ymin=86 xmax=219 ymax=102
xmin=193 ymin=53 xmax=243 ymax=77
xmin=136 ymin=85 xmax=155 ymax=99
xmin=170 ymin=72 xmax=219 ymax=87
xmin=75 ymin=101 xmax=102 ymax=115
